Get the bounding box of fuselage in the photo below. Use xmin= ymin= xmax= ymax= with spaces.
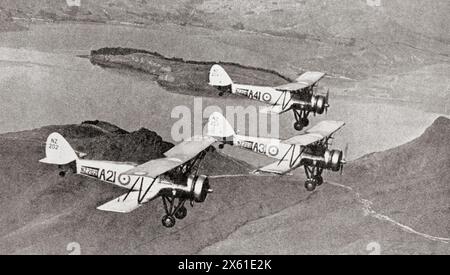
xmin=230 ymin=134 xmax=341 ymax=172
xmin=74 ymin=159 xmax=187 ymax=195
xmin=232 ymin=83 xmax=307 ymax=109
xmin=232 ymin=135 xmax=305 ymax=166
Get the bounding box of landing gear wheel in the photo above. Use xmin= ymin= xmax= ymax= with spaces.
xmin=174 ymin=206 xmax=187 ymax=220
xmin=59 ymin=171 xmax=66 ymax=177
xmin=305 ymin=179 xmax=317 ymax=192
xmin=219 ymin=92 xmax=224 ymax=96
xmin=294 ymin=122 xmax=305 ymax=131
xmin=162 ymin=215 xmax=176 ymax=228
xmin=314 ymin=175 xmax=324 ymax=186
xmin=301 ymin=118 xmax=310 ymax=127
xmin=218 ymin=144 xmax=225 ymax=149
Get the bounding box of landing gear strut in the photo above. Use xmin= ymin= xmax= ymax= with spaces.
xmin=303 ymin=166 xmax=323 ymax=192
xmin=293 ymin=109 xmax=310 ymax=131
xmin=314 ymin=175 xmax=324 ymax=186
xmin=161 ymin=196 xmax=188 ymax=228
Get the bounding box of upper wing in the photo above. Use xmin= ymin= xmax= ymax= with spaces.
xmin=164 ymin=136 xmax=216 ymax=160
xmin=283 ymin=120 xmax=345 ymax=145
xmin=123 ymin=136 xmax=216 ymax=178
xmin=257 ymin=160 xmax=294 ymax=175
xmin=274 ymin=72 xmax=326 ymax=91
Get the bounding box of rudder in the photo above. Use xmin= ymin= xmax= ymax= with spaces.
xmin=207 ymin=112 xmax=236 ymax=138
xmin=209 ymin=64 xmax=233 ymax=87
xmin=40 ymin=132 xmax=78 ymax=165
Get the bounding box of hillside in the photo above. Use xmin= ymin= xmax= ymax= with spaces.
xmin=342 ymin=116 xmax=450 ymax=237
xmin=2 ymin=1 xmax=448 ymax=40
xmin=1 ymin=118 xmax=448 ymax=254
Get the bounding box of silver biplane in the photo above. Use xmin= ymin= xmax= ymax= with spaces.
xmin=40 ymin=133 xmax=214 ymax=228
xmin=207 ymin=112 xmax=346 ymax=191
xmin=209 ymin=64 xmax=330 ymax=131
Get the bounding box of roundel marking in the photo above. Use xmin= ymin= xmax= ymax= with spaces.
xmin=262 ymin=93 xmax=272 ymax=102
xmin=118 ymin=174 xmax=131 ymax=186
xmin=268 ymin=145 xmax=279 ymax=157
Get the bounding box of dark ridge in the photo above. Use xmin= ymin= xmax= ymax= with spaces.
xmin=81 ymin=120 xmax=129 ymax=135
xmin=420 ymin=116 xmax=450 ymax=140
xmin=90 ymin=47 xmax=294 ymax=82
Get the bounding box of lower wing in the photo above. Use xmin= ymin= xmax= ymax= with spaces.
xmin=97 ymin=186 xmax=160 ymax=213
xmin=259 ymin=104 xmax=292 ymax=115
xmin=257 ymin=160 xmax=299 ymax=175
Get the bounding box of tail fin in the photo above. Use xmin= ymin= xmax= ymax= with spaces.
xmin=209 ymin=64 xmax=233 ymax=87
xmin=39 ymin=132 xmax=78 ymax=165
xmin=207 ymin=112 xmax=236 ymax=138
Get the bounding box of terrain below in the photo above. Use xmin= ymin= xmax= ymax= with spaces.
xmin=0 ymin=118 xmax=448 ymax=254
xmin=0 ymin=0 xmax=448 ymax=255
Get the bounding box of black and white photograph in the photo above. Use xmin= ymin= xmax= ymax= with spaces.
xmin=0 ymin=0 xmax=448 ymax=257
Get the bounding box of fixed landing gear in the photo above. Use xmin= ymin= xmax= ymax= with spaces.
xmin=217 ymin=137 xmax=229 ymax=149
xmin=162 ymin=215 xmax=176 ymax=228
xmin=303 ymin=166 xmax=324 ymax=192
xmin=174 ymin=206 xmax=188 ymax=220
xmin=314 ymin=175 xmax=323 ymax=186
xmin=304 ymin=178 xmax=317 ymax=192
xmin=58 ymin=164 xmax=75 ymax=178
xmin=161 ymin=196 xmax=188 ymax=228
xmin=293 ymin=109 xmax=310 ymax=131
xmin=294 ymin=118 xmax=309 ymax=131
xmin=216 ymin=85 xmax=231 ymax=97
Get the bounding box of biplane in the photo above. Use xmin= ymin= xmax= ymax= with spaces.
xmin=40 ymin=133 xmax=214 ymax=228
xmin=207 ymin=112 xmax=346 ymax=192
xmin=209 ymin=64 xmax=330 ymax=131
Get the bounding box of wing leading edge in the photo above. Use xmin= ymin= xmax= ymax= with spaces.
xmin=274 ymin=72 xmax=326 ymax=91
xmin=97 ymin=187 xmax=160 ymax=213
xmin=123 ymin=136 xmax=216 ymax=178
xmin=283 ymin=120 xmax=345 ymax=146
xmin=257 ymin=159 xmax=294 ymax=175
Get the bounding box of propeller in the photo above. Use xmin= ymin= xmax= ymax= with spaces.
xmin=325 ymin=89 xmax=330 ymax=115
xmin=340 ymin=143 xmax=349 ymax=175
xmin=326 ymin=136 xmax=334 ymax=148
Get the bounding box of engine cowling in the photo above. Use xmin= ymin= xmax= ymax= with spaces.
xmin=323 ymin=149 xmax=343 ymax=172
xmin=310 ymin=95 xmax=327 ymax=114
xmin=301 ymin=149 xmax=344 ymax=172
xmin=187 ymin=174 xmax=212 ymax=203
